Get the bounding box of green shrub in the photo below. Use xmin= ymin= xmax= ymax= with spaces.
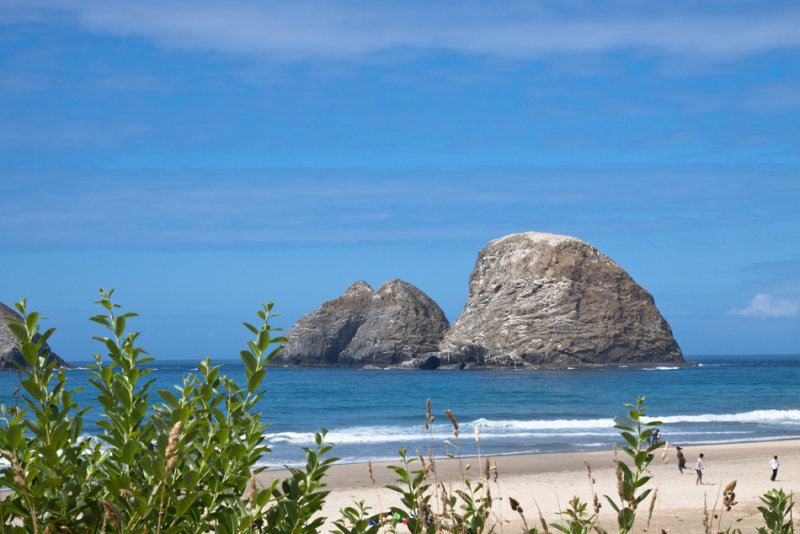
xmin=756 ymin=488 xmax=794 ymax=534
xmin=603 ymin=396 xmax=663 ymax=534
xmin=0 ymin=291 xmax=335 ymax=533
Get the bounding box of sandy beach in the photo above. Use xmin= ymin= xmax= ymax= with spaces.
xmin=261 ymin=439 xmax=799 ymax=533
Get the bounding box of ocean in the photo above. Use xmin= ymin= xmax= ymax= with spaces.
xmin=1 ymin=355 xmax=798 ymax=469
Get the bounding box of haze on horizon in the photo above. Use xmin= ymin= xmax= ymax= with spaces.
xmin=0 ymin=0 xmax=798 ymax=360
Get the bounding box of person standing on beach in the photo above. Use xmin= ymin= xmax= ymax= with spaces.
xmin=695 ymin=454 xmax=704 ymax=485
xmin=770 ymin=455 xmax=779 ymax=481
xmin=676 ymin=446 xmax=686 ymax=474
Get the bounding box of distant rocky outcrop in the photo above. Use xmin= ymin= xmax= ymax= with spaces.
xmin=0 ymin=301 xmax=70 ymax=371
xmin=277 ymin=279 xmax=449 ymax=368
xmin=438 ymin=232 xmax=684 ymax=367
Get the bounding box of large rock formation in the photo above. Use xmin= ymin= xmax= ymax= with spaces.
xmin=1 ymin=301 xmax=70 ymax=371
xmin=439 ymin=232 xmax=684 ymax=367
xmin=277 ymin=279 xmax=449 ymax=367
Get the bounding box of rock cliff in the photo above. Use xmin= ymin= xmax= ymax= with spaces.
xmin=0 ymin=301 xmax=70 ymax=371
xmin=438 ymin=232 xmax=684 ymax=367
xmin=277 ymin=279 xmax=449 ymax=367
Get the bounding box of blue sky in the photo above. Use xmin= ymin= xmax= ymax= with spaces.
xmin=1 ymin=0 xmax=798 ymax=359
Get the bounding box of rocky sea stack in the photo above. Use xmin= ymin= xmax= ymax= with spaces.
xmin=439 ymin=231 xmax=684 ymax=367
xmin=278 ymin=231 xmax=684 ymax=369
xmin=0 ymin=301 xmax=70 ymax=371
xmin=277 ymin=279 xmax=449 ymax=368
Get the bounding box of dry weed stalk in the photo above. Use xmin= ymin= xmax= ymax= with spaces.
xmin=722 ymin=480 xmax=738 ymax=511
xmin=428 ymin=445 xmax=445 ymax=520
xmin=425 ymin=398 xmax=435 ymax=430
xmin=535 ymin=501 xmax=550 ymax=533
xmin=442 ymin=409 xmax=464 ymax=485
xmin=103 ymin=500 xmax=120 ymax=533
xmin=423 ymin=401 xmax=444 ymax=521
xmin=1 ymin=450 xmax=25 ymax=489
xmin=157 ymin=421 xmax=182 ymax=534
xmin=614 ymin=448 xmax=625 ymax=504
xmin=366 ymin=459 xmax=391 ymax=534
xmin=1 ymin=449 xmax=38 ymax=534
xmin=247 ymin=472 xmax=257 ymax=509
xmin=703 ymin=494 xmax=711 ymax=534
xmin=645 ymin=488 xmax=658 ymax=531
xmin=509 ymin=497 xmax=531 ymax=532
xmin=368 ymin=459 xmax=375 ymax=485
xmin=584 ymin=460 xmax=602 ymax=515
xmin=165 ymin=421 xmax=181 ymax=472
xmin=444 ymin=409 xmax=459 ymax=438
xmin=716 ymin=480 xmax=738 ymax=532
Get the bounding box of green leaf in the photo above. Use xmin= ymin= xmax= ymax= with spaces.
xmin=240 ymin=350 xmax=257 ymax=375
xmin=4 ymin=323 xmax=27 ymax=342
xmin=121 ymin=440 xmax=139 ymax=464
xmin=90 ymin=315 xmax=111 ymax=327
xmin=248 ymin=369 xmax=267 ymax=393
xmin=256 ymin=329 xmax=270 ymax=351
xmin=6 ymin=424 xmax=24 ymax=449
xmin=620 ymin=431 xmax=637 ymax=449
xmin=114 ymin=316 xmax=126 ymax=337
xmin=25 ymin=311 xmax=39 ymax=333
xmin=242 ymin=322 xmax=259 ymax=335
xmin=157 ymin=389 xmax=180 ymax=408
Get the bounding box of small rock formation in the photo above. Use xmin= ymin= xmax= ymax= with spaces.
xmin=439 ymin=232 xmax=684 ymax=367
xmin=0 ymin=301 xmax=70 ymax=371
xmin=278 ymin=281 xmax=375 ymax=366
xmin=277 ymin=279 xmax=449 ymax=367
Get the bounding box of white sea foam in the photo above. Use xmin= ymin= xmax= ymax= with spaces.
xmin=642 ymin=366 xmax=679 ymax=371
xmin=668 ymin=434 xmax=800 ymax=446
xmin=264 ymin=417 xmax=620 ymax=445
xmin=645 ymin=409 xmax=800 ymax=425
xmin=471 ymin=417 xmax=616 ymax=430
xmin=264 ymin=410 xmax=800 ymax=447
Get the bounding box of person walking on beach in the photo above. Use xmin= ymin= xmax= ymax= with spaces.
xmin=770 ymin=455 xmax=779 ymax=481
xmin=676 ymin=446 xmax=686 ymax=474
xmin=695 ymin=454 xmax=704 ymax=485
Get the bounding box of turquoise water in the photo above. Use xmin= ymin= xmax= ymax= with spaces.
xmin=1 ymin=355 xmax=799 ymax=468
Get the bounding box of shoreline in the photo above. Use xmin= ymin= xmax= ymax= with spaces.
xmin=259 ymin=434 xmax=800 ymax=471
xmin=259 ymin=438 xmax=799 ymax=533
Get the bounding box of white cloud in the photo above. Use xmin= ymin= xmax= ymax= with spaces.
xmin=730 ymin=294 xmax=798 ymax=318
xmin=3 ymin=1 xmax=800 ymax=61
